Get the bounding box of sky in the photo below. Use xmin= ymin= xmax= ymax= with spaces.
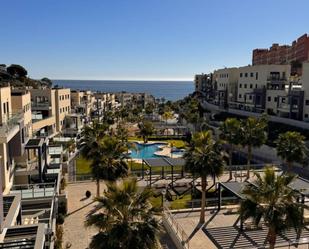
xmin=1 ymin=0 xmax=309 ymax=81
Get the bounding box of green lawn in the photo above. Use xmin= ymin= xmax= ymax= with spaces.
xmin=170 ymin=194 xmax=191 ymax=209
xmin=76 ymin=157 xmax=92 ymax=174
xmin=166 ymin=140 xmax=186 ymax=149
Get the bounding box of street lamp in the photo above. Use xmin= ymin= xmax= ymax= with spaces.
xmin=161 ymin=189 xmax=167 ymax=208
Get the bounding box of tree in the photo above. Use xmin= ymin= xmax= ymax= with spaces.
xmin=138 ymin=121 xmax=155 ymax=143
xmin=80 ymin=121 xmax=109 ymax=197
xmin=184 ymin=131 xmax=225 ymax=223
xmin=162 ymin=110 xmax=173 ymax=121
xmin=220 ymin=118 xmax=241 ymax=179
xmin=238 ymin=116 xmax=267 ymax=177
xmin=276 ymin=131 xmax=307 ymax=171
xmin=145 ymin=103 xmax=155 ymax=115
xmin=240 ymin=167 xmax=304 ymax=249
xmin=7 ymin=64 xmax=28 ymax=78
xmin=41 ymin=77 xmax=53 ymax=87
xmin=85 ymin=178 xmax=161 ymax=249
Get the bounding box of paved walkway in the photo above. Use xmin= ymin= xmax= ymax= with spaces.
xmin=63 ymin=181 xmax=106 ymax=249
xmin=174 ymin=210 xmax=309 ymax=249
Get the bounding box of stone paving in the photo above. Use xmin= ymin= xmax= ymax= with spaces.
xmin=63 ymin=181 xmax=106 ymax=249
xmin=174 ymin=210 xmax=309 ymax=249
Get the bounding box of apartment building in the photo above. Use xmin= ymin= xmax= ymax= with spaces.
xmin=115 ymin=92 xmax=155 ymax=108
xmin=212 ymin=68 xmax=238 ymax=108
xmin=30 ymin=87 xmax=71 ymax=137
xmin=0 ymin=86 xmax=26 ymax=193
xmin=55 ymin=88 xmax=71 ymax=132
xmin=198 ymin=62 xmax=309 ymax=125
xmin=71 ymin=90 xmax=94 ymax=117
xmin=252 ymin=34 xmax=309 ymax=65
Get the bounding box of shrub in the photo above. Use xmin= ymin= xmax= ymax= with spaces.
xmin=85 ymin=190 xmax=91 ymax=198
xmin=58 ymin=201 xmax=68 ymax=215
xmin=57 ymin=214 xmax=65 ymax=225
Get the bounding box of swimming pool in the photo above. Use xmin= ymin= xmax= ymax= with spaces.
xmin=129 ymin=142 xmax=167 ymax=159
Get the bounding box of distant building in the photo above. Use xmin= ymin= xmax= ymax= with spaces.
xmin=252 ymin=34 xmax=309 ymax=65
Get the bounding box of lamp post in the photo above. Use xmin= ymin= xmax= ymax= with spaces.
xmin=145 ymin=169 xmax=150 ymax=186
xmin=161 ymin=189 xmax=167 ymax=208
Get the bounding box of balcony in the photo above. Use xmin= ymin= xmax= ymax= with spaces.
xmin=277 ymin=103 xmax=300 ymax=113
xmin=31 ymin=101 xmax=51 ymax=110
xmin=0 ymin=111 xmax=23 ymax=143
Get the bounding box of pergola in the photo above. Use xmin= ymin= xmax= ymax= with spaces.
xmin=217 ymin=177 xmax=309 ymax=231
xmin=141 ymin=158 xmax=185 ymax=187
xmin=153 ymin=123 xmax=189 ymax=137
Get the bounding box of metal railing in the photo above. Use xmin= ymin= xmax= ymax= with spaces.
xmin=163 ymin=207 xmax=190 ymax=249
xmin=11 ymin=182 xmax=57 ymax=199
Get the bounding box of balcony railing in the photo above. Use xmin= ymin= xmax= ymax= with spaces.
xmin=0 ymin=111 xmax=23 ymax=136
xmin=31 ymin=102 xmax=51 ymax=109
xmin=278 ymin=103 xmax=299 ymax=112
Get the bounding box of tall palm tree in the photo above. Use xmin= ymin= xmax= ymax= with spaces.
xmin=276 ymin=131 xmax=307 ymax=171
xmin=85 ymin=178 xmax=161 ymax=249
xmin=184 ymin=131 xmax=225 ymax=223
xmin=220 ymin=118 xmax=241 ymax=179
xmin=240 ymin=167 xmax=304 ymax=249
xmin=89 ymin=136 xmax=128 ymax=197
xmin=239 ymin=116 xmax=267 ymax=177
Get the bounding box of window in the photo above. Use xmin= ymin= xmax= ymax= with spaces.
xmin=255 ymin=84 xmax=258 ymax=88
xmin=250 ymin=72 xmax=254 ymax=77
xmin=268 ymin=96 xmax=271 ymax=102
xmin=274 ymin=97 xmax=278 ymax=102
xmin=245 ymin=73 xmax=248 ymax=77
xmin=256 ymin=72 xmax=258 ymax=80
xmin=305 ymin=114 xmax=309 ymax=118
xmin=244 ymin=84 xmax=247 ymax=89
xmin=240 ymin=73 xmax=243 ymax=77
xmin=239 ymin=94 xmax=242 ymax=98
xmin=239 ymin=84 xmax=242 ymax=88
xmin=3 ymin=103 xmax=6 ymax=114
xmin=249 ymin=95 xmax=252 ymax=100
xmin=250 ymin=84 xmax=253 ymax=88
xmin=306 ymin=100 xmax=309 ymax=105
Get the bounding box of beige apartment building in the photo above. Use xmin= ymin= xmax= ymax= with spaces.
xmin=71 ymin=90 xmax=94 ymax=116
xmin=55 ymin=88 xmax=71 ymax=132
xmin=213 ymin=68 xmax=239 ymax=107
xmin=198 ymin=62 xmax=309 ymax=124
xmin=0 ymin=87 xmax=29 ymax=193
xmin=30 ymin=87 xmax=71 ymax=136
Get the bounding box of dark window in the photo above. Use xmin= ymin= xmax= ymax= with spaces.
xmin=239 ymin=84 xmax=242 ymax=88
xmin=245 ymin=73 xmax=248 ymax=77
xmin=239 ymin=94 xmax=242 ymax=98
xmin=268 ymin=96 xmax=271 ymax=102
xmin=3 ymin=103 xmax=6 ymax=114
xmin=306 ymin=114 xmax=309 ymax=118
xmin=306 ymin=100 xmax=309 ymax=105
xmin=249 ymin=95 xmax=252 ymax=100
xmin=244 ymin=84 xmax=247 ymax=88
xmin=250 ymin=72 xmax=254 ymax=77
xmin=255 ymin=84 xmax=258 ymax=88
xmin=240 ymin=73 xmax=243 ymax=77
xmin=274 ymin=97 xmax=278 ymax=102
xmin=250 ymin=84 xmax=253 ymax=88
xmin=256 ymin=72 xmax=258 ymax=80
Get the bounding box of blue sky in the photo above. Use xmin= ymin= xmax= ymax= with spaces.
xmin=1 ymin=0 xmax=309 ymax=80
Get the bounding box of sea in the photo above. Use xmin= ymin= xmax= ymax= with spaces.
xmin=52 ymin=80 xmax=194 ymax=101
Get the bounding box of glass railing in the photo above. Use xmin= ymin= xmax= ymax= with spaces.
xmin=31 ymin=102 xmax=50 ymax=108
xmin=0 ymin=111 xmax=24 ymax=135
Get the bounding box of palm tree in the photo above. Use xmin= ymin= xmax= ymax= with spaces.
xmin=89 ymin=136 xmax=128 ymax=197
xmin=239 ymin=116 xmax=267 ymax=177
xmin=184 ymin=131 xmax=225 ymax=223
xmin=220 ymin=118 xmax=241 ymax=179
xmin=138 ymin=120 xmax=155 ymax=143
xmin=85 ymin=178 xmax=161 ymax=249
xmin=162 ymin=111 xmax=173 ymax=124
xmin=240 ymin=167 xmax=304 ymax=249
xmin=276 ymin=131 xmax=307 ymax=171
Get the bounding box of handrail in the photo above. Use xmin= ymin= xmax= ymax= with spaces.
xmin=163 ymin=206 xmax=190 ymax=249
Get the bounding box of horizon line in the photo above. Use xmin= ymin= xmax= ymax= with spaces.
xmin=49 ymin=78 xmax=194 ymax=82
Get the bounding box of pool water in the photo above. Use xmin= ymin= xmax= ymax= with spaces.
xmin=130 ymin=143 xmax=166 ymax=159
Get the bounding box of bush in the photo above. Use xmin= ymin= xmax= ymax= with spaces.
xmin=86 ymin=190 xmax=91 ymax=198
xmin=58 ymin=201 xmax=68 ymax=215
xmin=57 ymin=214 xmax=65 ymax=225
